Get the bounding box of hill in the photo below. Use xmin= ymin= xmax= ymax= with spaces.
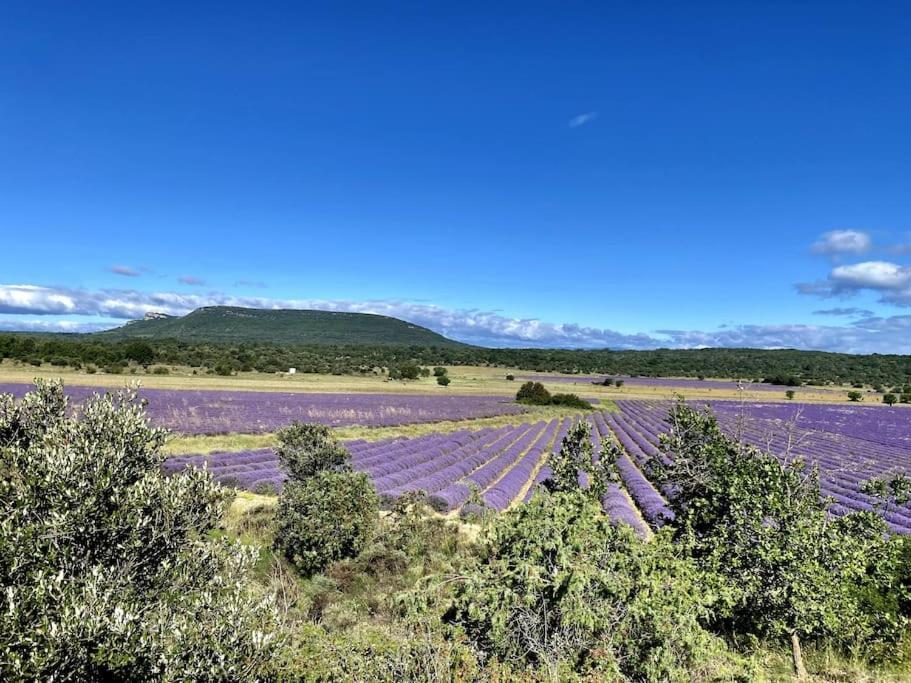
xmin=95 ymin=306 xmax=467 ymax=347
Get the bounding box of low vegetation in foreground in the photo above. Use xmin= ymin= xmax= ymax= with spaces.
xmin=3 ymin=382 xmax=911 ymax=681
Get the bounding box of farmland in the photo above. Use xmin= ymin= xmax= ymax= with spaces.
xmin=153 ymin=383 xmax=911 ymax=534
xmin=7 ymin=376 xmax=911 ymax=680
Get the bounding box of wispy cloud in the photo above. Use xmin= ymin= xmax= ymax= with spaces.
xmin=654 ymin=317 xmax=911 ymax=355
xmin=1 ymin=283 xmax=910 ymax=353
xmin=235 ymin=279 xmax=268 ymax=289
xmin=568 ymin=112 xmax=597 ymax=128
xmin=178 ymin=275 xmax=206 ymax=286
xmin=810 ymin=229 xmax=871 ymax=257
xmin=812 ymin=307 xmax=874 ymax=318
xmin=109 ymin=265 xmax=140 ymax=277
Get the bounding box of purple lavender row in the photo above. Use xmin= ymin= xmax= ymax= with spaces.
xmin=429 ymin=422 xmax=548 ymax=511
xmin=483 ymin=419 xmax=561 ymax=511
xmin=521 ymin=417 xmax=574 ymax=502
xmin=602 ymin=414 xmax=675 ymax=527
xmin=388 ymin=423 xmax=537 ymax=502
xmin=602 ymin=483 xmax=649 ymax=536
xmin=372 ymin=428 xmax=509 ymax=494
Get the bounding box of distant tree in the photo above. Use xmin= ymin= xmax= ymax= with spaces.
xmin=122 ymin=340 xmax=155 ymax=365
xmin=419 ymin=366 xmax=431 ymax=378
xmin=615 ymin=380 xmax=625 ymax=388
xmin=516 ymin=381 xmax=551 ymax=405
xmin=785 ymin=390 xmax=795 ymax=400
xmin=848 ymin=391 xmax=864 ymax=402
xmin=432 ymin=366 xmax=447 ymax=377
xmin=883 ymin=393 xmax=898 ymax=406
xmin=437 ymin=375 xmax=451 ymax=387
xmin=392 ymin=363 xmax=422 ymax=380
xmin=505 ymin=374 xmax=515 ymax=381
xmin=600 ymin=378 xmax=614 ymax=386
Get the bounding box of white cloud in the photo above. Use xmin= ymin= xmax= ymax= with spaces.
xmin=797 ymin=260 xmax=911 ymax=307
xmin=178 ymin=276 xmax=206 ymax=286
xmin=2 ymin=283 xmax=911 ymax=353
xmin=811 ymin=229 xmax=871 ymax=256
xmin=830 ymin=261 xmax=911 ymax=290
xmin=568 ymin=112 xmax=597 ymax=128
xmin=109 ymin=265 xmax=140 ymax=277
xmin=0 ymin=318 xmax=114 ymax=333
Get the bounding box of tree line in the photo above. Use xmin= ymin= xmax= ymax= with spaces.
xmin=2 ymin=333 xmax=911 ymax=386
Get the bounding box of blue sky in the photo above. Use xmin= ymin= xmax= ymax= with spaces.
xmin=2 ymin=2 xmax=910 ymax=351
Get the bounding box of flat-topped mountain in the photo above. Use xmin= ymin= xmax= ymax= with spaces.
xmin=96 ymin=306 xmax=466 ymax=347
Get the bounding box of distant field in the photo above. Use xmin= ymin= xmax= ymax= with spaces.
xmin=515 ymin=373 xmax=841 ymax=393
xmin=0 ymin=361 xmax=872 ymax=403
xmin=0 ymin=382 xmax=525 ymax=434
xmin=165 ymin=398 xmax=911 ymax=534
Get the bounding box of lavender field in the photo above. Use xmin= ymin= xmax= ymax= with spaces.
xmin=0 ymin=383 xmax=524 ymax=433
xmin=165 ymin=398 xmax=911 ymax=535
xmin=613 ymin=400 xmax=911 ymax=533
xmin=516 ymin=374 xmax=834 ymax=393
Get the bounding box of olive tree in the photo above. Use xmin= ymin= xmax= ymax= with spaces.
xmin=0 ymin=381 xmax=283 ymax=681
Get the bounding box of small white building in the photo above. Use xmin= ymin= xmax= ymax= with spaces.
xmin=288 ymin=368 xmax=296 ymax=375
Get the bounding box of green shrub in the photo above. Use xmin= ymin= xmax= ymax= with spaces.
xmin=445 ymin=490 xmax=745 ymax=680
xmin=274 ymin=471 xmax=378 ymax=576
xmin=848 ymin=391 xmax=864 ymax=402
xmin=436 ymin=375 xmax=451 ymax=387
xmin=545 ymin=420 xmax=615 ymax=499
xmin=0 ymin=381 xmax=283 ymax=681
xmin=549 ymin=392 xmax=591 ymax=409
xmin=275 ymin=422 xmax=351 ymax=480
xmin=883 ymin=393 xmax=897 ymax=406
xmin=432 ymin=366 xmax=447 ymax=377
xmin=651 ymin=400 xmax=899 ymax=672
xmin=786 ymin=389 xmax=795 ymax=400
xmin=516 ymin=381 xmax=551 ymax=404
xmin=151 ymin=366 xmax=170 ymax=375
xmin=505 ymin=374 xmax=515 ymax=381
xmin=85 ymin=364 xmax=97 ymax=374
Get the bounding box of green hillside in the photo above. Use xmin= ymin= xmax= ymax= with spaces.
xmin=96 ymin=306 xmax=467 ymax=347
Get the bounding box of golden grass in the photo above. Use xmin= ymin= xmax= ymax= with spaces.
xmin=3 ymin=359 xmax=899 ymax=407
